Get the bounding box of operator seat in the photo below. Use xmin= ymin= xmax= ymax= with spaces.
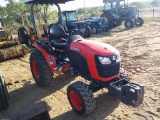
xmin=48 ymin=24 xmax=67 ymax=49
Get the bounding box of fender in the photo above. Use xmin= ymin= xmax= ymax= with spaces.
xmin=34 ymin=44 xmax=56 ymax=71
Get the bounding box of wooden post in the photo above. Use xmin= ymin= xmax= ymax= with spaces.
xmin=153 ymin=9 xmax=154 ymax=17
xmin=84 ymin=0 xmax=86 ymax=18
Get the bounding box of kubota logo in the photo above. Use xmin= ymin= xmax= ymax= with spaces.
xmin=70 ymin=47 xmax=80 ymax=52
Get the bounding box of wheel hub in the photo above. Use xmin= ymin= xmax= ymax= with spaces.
xmin=136 ymin=20 xmax=140 ymax=25
xmin=70 ymin=91 xmax=82 ymax=111
xmin=127 ymin=22 xmax=131 ymax=27
xmin=92 ymin=28 xmax=96 ymax=33
xmin=32 ymin=60 xmax=39 ymax=78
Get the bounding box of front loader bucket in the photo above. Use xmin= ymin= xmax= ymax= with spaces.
xmin=9 ymin=102 xmax=51 ymax=120
xmin=0 ymin=44 xmax=28 ymax=62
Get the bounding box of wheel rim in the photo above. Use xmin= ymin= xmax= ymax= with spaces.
xmin=70 ymin=91 xmax=82 ymax=111
xmin=136 ymin=19 xmax=140 ymax=25
xmin=127 ymin=22 xmax=131 ymax=27
xmin=92 ymin=28 xmax=96 ymax=33
xmin=32 ymin=60 xmax=39 ymax=78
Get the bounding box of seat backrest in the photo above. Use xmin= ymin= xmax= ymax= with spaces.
xmin=48 ymin=24 xmax=65 ymax=41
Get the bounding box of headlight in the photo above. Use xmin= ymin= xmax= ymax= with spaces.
xmin=116 ymin=54 xmax=121 ymax=63
xmin=98 ymin=56 xmax=111 ymax=65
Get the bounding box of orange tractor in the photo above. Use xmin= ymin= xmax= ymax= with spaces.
xmin=23 ymin=0 xmax=144 ymax=115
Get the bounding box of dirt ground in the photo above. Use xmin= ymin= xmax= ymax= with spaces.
xmin=0 ymin=18 xmax=160 ymax=120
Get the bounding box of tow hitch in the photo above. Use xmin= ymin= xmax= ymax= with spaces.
xmin=110 ymin=79 xmax=144 ymax=107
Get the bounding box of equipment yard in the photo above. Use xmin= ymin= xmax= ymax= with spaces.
xmin=0 ymin=18 xmax=160 ymax=120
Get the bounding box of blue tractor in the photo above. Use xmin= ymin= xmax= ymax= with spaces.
xmin=84 ymin=17 xmax=109 ymax=34
xmin=61 ymin=10 xmax=92 ymax=38
xmin=101 ymin=0 xmax=144 ymax=29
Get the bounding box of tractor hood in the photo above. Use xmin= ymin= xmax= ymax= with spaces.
xmin=70 ymin=21 xmax=87 ymax=28
xmin=127 ymin=6 xmax=138 ymax=19
xmin=70 ymin=40 xmax=119 ymax=56
xmin=71 ymin=21 xmax=87 ymax=24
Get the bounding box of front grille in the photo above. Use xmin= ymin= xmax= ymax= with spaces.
xmin=0 ymin=31 xmax=7 ymax=37
xmin=95 ymin=55 xmax=120 ymax=78
xmin=78 ymin=23 xmax=86 ymax=28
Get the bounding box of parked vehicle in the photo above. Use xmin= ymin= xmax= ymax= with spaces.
xmin=0 ymin=19 xmax=28 ymax=62
xmin=101 ymin=0 xmax=144 ymax=29
xmin=84 ymin=17 xmax=109 ymax=34
xmin=18 ymin=10 xmax=51 ymax=47
xmin=23 ymin=0 xmax=144 ymax=116
xmin=61 ymin=10 xmax=92 ymax=37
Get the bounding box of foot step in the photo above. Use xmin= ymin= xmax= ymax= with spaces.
xmin=53 ymin=64 xmax=63 ymax=71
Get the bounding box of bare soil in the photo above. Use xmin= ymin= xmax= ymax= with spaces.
xmin=0 ymin=18 xmax=160 ymax=120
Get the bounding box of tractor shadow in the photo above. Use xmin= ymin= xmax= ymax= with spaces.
xmin=91 ymin=27 xmax=133 ymax=39
xmin=0 ymin=74 xmax=75 ymax=119
xmin=52 ymin=92 xmax=120 ymax=120
xmin=111 ymin=27 xmax=137 ymax=33
xmin=91 ymin=30 xmax=112 ymax=38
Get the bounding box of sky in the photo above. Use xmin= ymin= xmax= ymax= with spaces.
xmin=60 ymin=0 xmax=152 ymax=10
xmin=0 ymin=0 xmax=152 ymax=10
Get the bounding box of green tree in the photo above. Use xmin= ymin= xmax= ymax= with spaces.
xmin=151 ymin=0 xmax=160 ymax=7
xmin=0 ymin=0 xmax=30 ymax=27
xmin=130 ymin=2 xmax=147 ymax=9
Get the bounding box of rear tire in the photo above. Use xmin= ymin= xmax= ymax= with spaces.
xmin=84 ymin=26 xmax=92 ymax=37
xmin=18 ymin=27 xmax=29 ymax=45
xmin=101 ymin=12 xmax=114 ymax=29
xmin=0 ymin=71 xmax=9 ymax=110
xmin=135 ymin=17 xmax=144 ymax=27
xmin=67 ymin=81 xmax=96 ymax=115
xmin=125 ymin=19 xmax=134 ymax=28
xmin=30 ymin=50 xmax=53 ymax=86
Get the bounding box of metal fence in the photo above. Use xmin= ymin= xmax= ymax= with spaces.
xmin=138 ymin=8 xmax=160 ymax=18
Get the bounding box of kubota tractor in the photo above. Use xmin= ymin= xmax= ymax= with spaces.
xmin=23 ymin=0 xmax=144 ymax=115
xmin=0 ymin=19 xmax=28 ymax=62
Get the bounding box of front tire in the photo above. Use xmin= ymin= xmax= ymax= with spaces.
xmin=0 ymin=71 xmax=9 ymax=110
xmin=30 ymin=50 xmax=53 ymax=86
xmin=125 ymin=19 xmax=135 ymax=28
xmin=135 ymin=17 xmax=144 ymax=27
xmin=67 ymin=81 xmax=96 ymax=115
